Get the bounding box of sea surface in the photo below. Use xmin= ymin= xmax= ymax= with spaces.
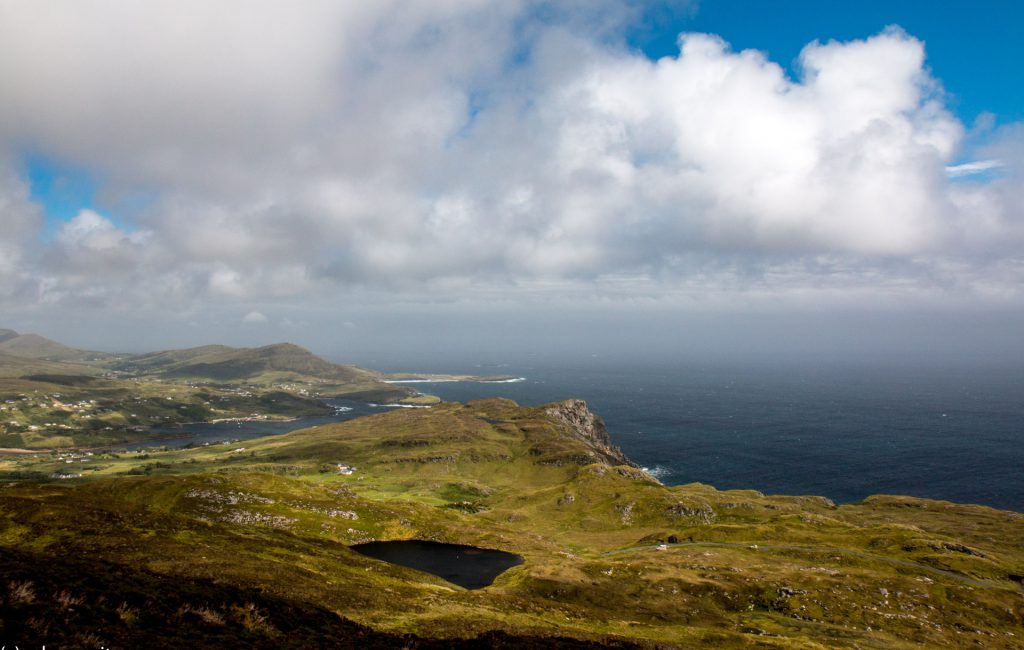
xmin=381 ymin=359 xmax=1024 ymax=512
xmin=151 ymin=360 xmax=1024 ymax=512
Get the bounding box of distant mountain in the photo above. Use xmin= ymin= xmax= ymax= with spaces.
xmin=109 ymin=344 xmax=235 ymax=375
xmin=114 ymin=342 xmax=383 ymax=384
xmin=0 ymin=330 xmax=110 ymax=363
xmin=0 ymin=330 xmax=411 ymax=408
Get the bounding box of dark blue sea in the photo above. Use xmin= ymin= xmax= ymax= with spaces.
xmin=382 ymin=359 xmax=1024 ymax=513
xmin=148 ymin=359 xmax=1024 ymax=512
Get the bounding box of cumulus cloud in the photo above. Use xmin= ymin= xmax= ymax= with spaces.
xmin=0 ymin=1 xmax=1022 ymax=327
xmin=0 ymin=156 xmax=44 ymax=303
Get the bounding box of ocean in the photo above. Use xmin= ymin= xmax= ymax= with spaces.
xmin=380 ymin=359 xmax=1024 ymax=512
xmin=147 ymin=358 xmax=1023 ymax=512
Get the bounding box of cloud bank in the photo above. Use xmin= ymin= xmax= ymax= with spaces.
xmin=0 ymin=1 xmax=1022 ymax=340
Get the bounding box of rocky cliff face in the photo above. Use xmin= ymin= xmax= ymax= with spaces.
xmin=543 ymin=399 xmax=638 ymax=468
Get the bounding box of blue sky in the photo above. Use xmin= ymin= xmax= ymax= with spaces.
xmin=636 ymin=0 xmax=1023 ymax=126
xmin=24 ymin=155 xmax=97 ymax=237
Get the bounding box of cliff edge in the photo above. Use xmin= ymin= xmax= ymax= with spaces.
xmin=544 ymin=399 xmax=638 ymax=468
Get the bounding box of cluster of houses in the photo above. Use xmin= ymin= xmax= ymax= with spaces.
xmin=57 ymin=451 xmax=94 ymax=464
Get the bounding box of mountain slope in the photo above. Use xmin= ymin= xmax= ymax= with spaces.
xmin=0 ymin=351 xmax=103 ymax=378
xmin=0 ymin=331 xmax=107 ymax=362
xmin=114 ymin=342 xmax=383 ymax=384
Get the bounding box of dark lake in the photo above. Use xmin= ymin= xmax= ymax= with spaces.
xmin=349 ymin=540 xmax=523 ymax=589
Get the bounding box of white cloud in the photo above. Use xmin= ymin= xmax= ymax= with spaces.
xmin=242 ymin=311 xmax=268 ymax=324
xmin=0 ymin=3 xmax=1022 ymax=327
xmin=0 ymin=157 xmax=41 ymax=299
xmin=57 ymin=210 xmax=134 ymax=251
xmin=946 ymin=160 xmax=1004 ymax=178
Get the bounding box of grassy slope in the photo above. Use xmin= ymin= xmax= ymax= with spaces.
xmin=0 ymin=352 xmax=103 ymax=379
xmin=1 ymin=399 xmax=1022 ymax=648
xmin=113 ymin=342 xmax=383 ymax=384
xmin=108 ymin=341 xmax=417 ymax=402
xmin=0 ymin=332 xmax=112 ymax=363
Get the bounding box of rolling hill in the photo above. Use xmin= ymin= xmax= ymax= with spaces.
xmin=1 ymin=398 xmax=1022 ymax=648
xmin=113 ymin=342 xmax=382 ymax=384
xmin=0 ymin=351 xmax=103 ymax=379
xmin=0 ymin=330 xmax=111 ymax=363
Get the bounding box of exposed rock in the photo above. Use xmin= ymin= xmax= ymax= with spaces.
xmin=794 ymin=495 xmax=837 ymax=508
xmin=220 ymin=509 xmax=296 ymax=529
xmin=616 ymin=467 xmax=658 ymax=483
xmin=388 ymin=455 xmax=458 ymax=464
xmin=615 ymin=501 xmax=635 ymax=525
xmin=940 ymin=542 xmax=985 ymax=557
xmin=329 ymin=510 xmax=359 ymax=520
xmin=535 ymin=454 xmax=593 ymax=467
xmin=543 ymin=400 xmax=637 ymax=467
xmin=185 ymin=488 xmax=274 ymax=505
xmin=666 ymin=500 xmax=717 ymax=525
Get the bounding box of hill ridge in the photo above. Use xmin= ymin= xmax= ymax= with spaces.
xmin=114 ymin=340 xmax=382 ymax=383
xmin=0 ymin=330 xmax=99 ymax=362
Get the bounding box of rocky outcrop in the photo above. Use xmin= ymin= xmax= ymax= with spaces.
xmin=666 ymin=499 xmax=717 ymax=525
xmin=543 ymin=399 xmax=638 ymax=468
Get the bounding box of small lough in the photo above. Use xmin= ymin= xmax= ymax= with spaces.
xmin=349 ymin=540 xmax=523 ymax=589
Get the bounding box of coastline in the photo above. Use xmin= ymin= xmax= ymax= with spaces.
xmin=383 ymin=373 xmax=525 ymax=384
xmin=0 ymin=447 xmax=38 ymax=455
xmin=198 ymin=415 xmax=301 ymax=425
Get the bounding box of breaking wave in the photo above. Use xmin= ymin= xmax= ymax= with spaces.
xmin=642 ymin=465 xmax=673 ymax=480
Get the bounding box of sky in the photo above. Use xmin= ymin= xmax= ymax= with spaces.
xmin=1 ymin=1 xmax=1023 ymax=367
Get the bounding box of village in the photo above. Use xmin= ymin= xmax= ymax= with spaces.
xmin=0 ymin=379 xmax=334 ymax=449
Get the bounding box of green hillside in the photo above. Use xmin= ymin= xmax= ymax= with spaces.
xmin=121 ymin=342 xmax=379 ymax=382
xmin=2 ymin=399 xmax=1021 ymax=648
xmin=0 ymin=330 xmax=111 ymax=363
xmin=0 ymin=351 xmax=103 ymax=378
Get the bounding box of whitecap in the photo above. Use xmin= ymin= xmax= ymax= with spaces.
xmin=641 ymin=465 xmax=673 ymax=480
xmin=383 ymin=379 xmax=459 ymax=384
